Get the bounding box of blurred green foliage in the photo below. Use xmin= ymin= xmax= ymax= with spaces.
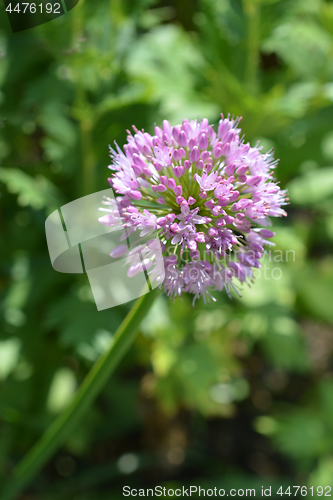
xmin=1 ymin=0 xmax=333 ymax=497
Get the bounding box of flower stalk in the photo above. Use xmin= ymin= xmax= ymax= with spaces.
xmin=1 ymin=288 xmax=158 ymax=500
xmin=243 ymin=0 xmax=261 ymax=95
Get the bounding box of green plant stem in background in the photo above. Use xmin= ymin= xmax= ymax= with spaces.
xmin=81 ymin=114 xmax=96 ymax=196
xmin=1 ymin=288 xmax=158 ymax=500
xmin=243 ymin=0 xmax=261 ymax=96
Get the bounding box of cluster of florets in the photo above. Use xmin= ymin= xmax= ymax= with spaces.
xmin=99 ymin=115 xmax=288 ymax=303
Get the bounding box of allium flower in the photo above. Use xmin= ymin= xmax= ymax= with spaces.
xmin=100 ymin=115 xmax=288 ymax=304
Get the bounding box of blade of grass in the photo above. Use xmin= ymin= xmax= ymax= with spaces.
xmin=1 ymin=288 xmax=159 ymax=500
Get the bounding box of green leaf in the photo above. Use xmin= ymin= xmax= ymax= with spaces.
xmin=263 ymin=19 xmax=332 ymax=79
xmin=295 ymin=259 xmax=333 ymax=324
xmin=0 ymin=167 xmax=62 ymax=210
xmin=260 ymin=316 xmax=309 ymax=372
xmin=287 ymin=167 xmax=333 ymax=205
xmin=273 ymin=410 xmax=329 ymax=460
xmin=125 ymin=24 xmax=219 ymax=123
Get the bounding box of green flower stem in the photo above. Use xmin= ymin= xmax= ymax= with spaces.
xmin=1 ymin=288 xmax=158 ymax=500
xmin=243 ymin=0 xmax=261 ymax=96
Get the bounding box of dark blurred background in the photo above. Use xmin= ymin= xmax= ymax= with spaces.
xmin=1 ymin=0 xmax=333 ymax=498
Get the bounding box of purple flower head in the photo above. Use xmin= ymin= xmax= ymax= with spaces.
xmin=100 ymin=115 xmax=288 ymax=304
